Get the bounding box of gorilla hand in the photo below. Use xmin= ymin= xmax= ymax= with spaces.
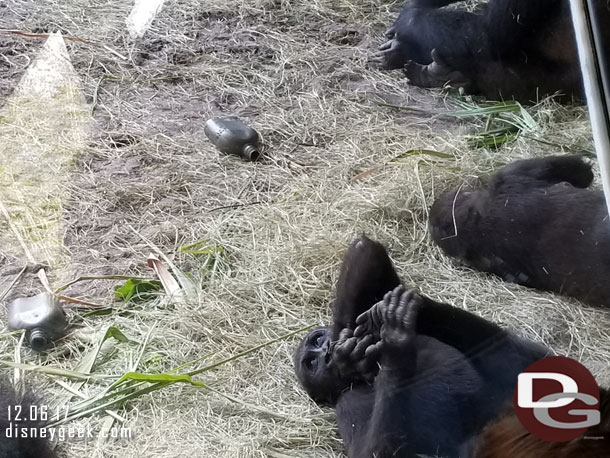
xmin=332 ymin=328 xmax=381 ymax=382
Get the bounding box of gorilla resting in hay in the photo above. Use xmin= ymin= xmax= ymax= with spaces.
xmin=371 ymin=0 xmax=610 ymax=102
xmin=429 ymin=155 xmax=610 ymax=307
xmin=294 ymin=236 xmax=609 ymax=457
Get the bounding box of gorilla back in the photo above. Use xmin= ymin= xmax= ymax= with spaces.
xmin=429 ymin=155 xmax=610 ymax=306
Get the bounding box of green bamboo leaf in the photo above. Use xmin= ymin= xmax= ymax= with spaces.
xmin=103 ymin=326 xmax=129 ymax=343
xmin=179 ymin=240 xmax=225 ymax=256
xmin=114 ymin=278 xmax=162 ymax=303
xmin=112 ymin=372 xmax=205 ymax=388
xmin=450 ymin=100 xmax=521 ymax=117
xmin=48 ymin=326 xmax=313 ymax=426
xmin=73 ymin=326 xmax=130 ymax=376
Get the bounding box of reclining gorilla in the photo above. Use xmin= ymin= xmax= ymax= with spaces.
xmin=429 ymin=155 xmax=610 ymax=307
xmin=294 ymin=236 xmax=610 ymax=457
xmin=372 ymin=0 xmax=610 ymax=102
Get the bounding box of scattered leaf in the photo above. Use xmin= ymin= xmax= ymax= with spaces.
xmin=111 ymin=372 xmax=205 ymax=389
xmin=147 ymin=254 xmax=183 ymax=300
xmin=114 ymin=278 xmax=162 ymax=303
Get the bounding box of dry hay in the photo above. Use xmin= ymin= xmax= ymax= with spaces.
xmin=0 ymin=1 xmax=609 ymax=457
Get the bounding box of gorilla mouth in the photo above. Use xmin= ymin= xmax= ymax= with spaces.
xmin=324 ymin=340 xmax=334 ymax=364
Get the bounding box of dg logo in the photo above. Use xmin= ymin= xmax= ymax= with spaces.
xmin=514 ymin=356 xmax=601 ymax=442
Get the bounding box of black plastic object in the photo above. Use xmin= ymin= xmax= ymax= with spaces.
xmin=8 ymin=292 xmax=68 ymax=351
xmin=204 ymin=116 xmax=261 ymax=161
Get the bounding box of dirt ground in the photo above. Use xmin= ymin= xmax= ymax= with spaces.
xmin=1 ymin=1 xmax=610 ymax=457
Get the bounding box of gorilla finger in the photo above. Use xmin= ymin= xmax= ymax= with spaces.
xmin=364 ymin=341 xmax=381 ymax=354
xmin=403 ymin=60 xmax=419 ymax=74
xmin=396 ymin=290 xmax=415 ymax=321
xmin=378 ymin=39 xmax=394 ymax=51
xmin=402 ymin=293 xmax=423 ymax=328
xmin=368 ymin=55 xmax=387 ymax=65
xmin=390 ymin=285 xmax=405 ymax=302
xmin=334 ymin=337 xmax=357 ymax=356
xmin=355 ymin=312 xmax=376 ymax=338
xmin=403 ymin=61 xmax=425 ymax=82
xmin=430 ymin=48 xmax=448 ymax=66
xmin=379 ymin=289 xmax=394 ymax=322
xmin=381 ymin=289 xmax=393 ymax=304
xmin=353 ymin=323 xmax=367 ymax=338
xmin=352 ymin=335 xmax=374 ymax=358
xmin=339 ymin=328 xmax=354 ymax=339
xmin=355 ymin=309 xmax=371 ymax=327
xmin=384 ymin=27 xmax=396 ymax=39
xmin=364 ymin=342 xmax=382 ymax=360
xmin=387 ymin=285 xmax=405 ymax=321
xmin=356 ymin=359 xmax=377 ymax=377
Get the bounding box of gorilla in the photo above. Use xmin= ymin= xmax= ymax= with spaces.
xmin=294 ymin=236 xmax=550 ymax=457
xmin=429 ymin=155 xmax=610 ymax=307
xmin=0 ymin=379 xmax=57 ymax=458
xmin=371 ymin=0 xmax=610 ymax=102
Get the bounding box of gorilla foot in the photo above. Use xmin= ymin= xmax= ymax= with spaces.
xmin=355 ymin=285 xmax=422 ymax=349
xmin=379 ymin=286 xmax=422 ymax=349
xmin=404 ymin=49 xmax=473 ymax=91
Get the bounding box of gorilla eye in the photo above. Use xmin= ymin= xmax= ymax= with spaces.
xmin=304 ymin=356 xmax=317 ymax=370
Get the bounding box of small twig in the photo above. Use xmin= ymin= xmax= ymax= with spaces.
xmin=374 ymin=100 xmax=440 ymax=115
xmin=208 ymin=201 xmax=263 ymax=212
xmin=57 ymin=295 xmax=103 ymax=307
xmin=13 ymin=333 xmax=24 ymax=395
xmin=441 ymin=183 xmax=465 ymax=241
xmin=0 ymin=265 xmax=27 ymax=301
xmin=0 ymin=29 xmax=126 ymax=60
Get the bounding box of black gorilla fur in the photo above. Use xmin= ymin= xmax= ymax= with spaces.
xmin=371 ymin=0 xmax=610 ymax=102
xmin=0 ymin=379 xmax=57 ymax=458
xmin=294 ymin=236 xmax=550 ymax=457
xmin=429 ymin=155 xmax=610 ymax=307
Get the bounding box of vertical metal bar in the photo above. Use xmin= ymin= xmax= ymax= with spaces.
xmin=586 ymin=0 xmax=610 ymax=111
xmin=569 ymin=0 xmax=610 ymax=219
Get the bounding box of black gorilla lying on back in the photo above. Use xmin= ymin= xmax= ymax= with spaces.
xmin=294 ymin=236 xmax=548 ymax=457
xmin=429 ymin=155 xmax=610 ymax=307
xmin=371 ymin=0 xmax=610 ymax=102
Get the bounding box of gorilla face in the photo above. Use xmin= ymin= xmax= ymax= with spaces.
xmin=294 ymin=326 xmax=350 ymax=405
xmin=429 ymin=186 xmax=486 ymax=259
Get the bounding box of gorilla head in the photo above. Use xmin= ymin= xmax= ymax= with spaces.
xmin=294 ymin=326 xmax=351 ymax=405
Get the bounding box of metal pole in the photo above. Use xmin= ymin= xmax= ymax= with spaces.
xmin=569 ymin=0 xmax=610 ymax=219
